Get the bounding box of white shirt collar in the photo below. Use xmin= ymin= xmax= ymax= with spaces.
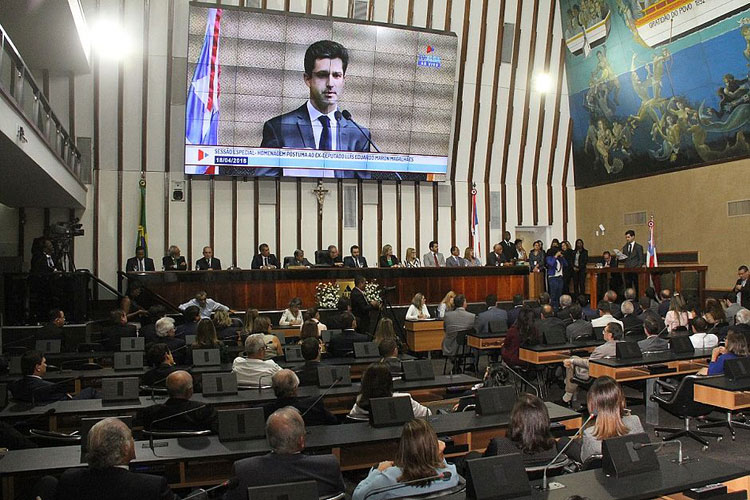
xmin=307 ymin=100 xmax=338 ymax=127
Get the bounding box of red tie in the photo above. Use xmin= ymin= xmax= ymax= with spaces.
xmin=434 ymin=254 xmax=438 ymax=266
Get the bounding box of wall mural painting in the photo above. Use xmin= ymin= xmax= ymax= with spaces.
xmin=563 ymin=0 xmax=750 ymax=187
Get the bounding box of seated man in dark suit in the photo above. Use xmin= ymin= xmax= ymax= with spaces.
xmin=226 ymin=407 xmax=345 ymax=500
xmin=325 ymin=297 xmax=351 ymax=331
xmin=732 ymin=309 xmax=750 ymax=344
xmin=319 ymin=245 xmax=344 ymax=266
xmin=537 ymin=305 xmax=567 ymax=343
xmin=195 ymin=246 xmax=221 ymax=270
xmin=577 ymin=294 xmax=599 ymax=321
xmin=343 ymin=244 xmax=368 ymax=268
xmin=9 ymin=350 xmax=98 ymax=404
xmin=36 ymin=308 xmax=65 ymax=345
xmin=637 ymin=314 xmax=669 ymax=352
xmin=621 ymin=300 xmax=644 ymax=334
xmin=658 ymin=289 xmax=672 ymax=317
xmin=329 ymin=312 xmax=370 ymax=357
xmin=556 ymin=295 xmax=574 ymax=324
xmin=286 ymin=248 xmax=312 ymax=268
xmin=474 ymin=294 xmax=508 ymax=336
xmin=261 ymin=369 xmax=337 ymax=426
xmin=251 ymin=243 xmax=280 ymax=269
xmin=175 ymin=306 xmax=201 ymax=338
xmin=565 ymin=304 xmax=594 ymax=342
xmin=507 ymin=294 xmax=524 ymax=328
xmin=298 ymin=337 xmax=323 ymax=387
xmin=486 ymin=243 xmax=507 ymax=267
xmin=378 ymin=338 xmax=402 ymax=375
xmin=56 ymin=417 xmax=177 ymax=500
xmin=162 ymin=245 xmax=187 ymax=271
xmin=124 ymin=246 xmax=155 ymax=272
xmin=141 ymin=343 xmax=180 ymax=387
xmin=101 ymin=310 xmax=137 ymax=351
xmin=135 ymin=370 xmax=217 ymax=432
xmin=259 ymin=40 xmax=372 ymax=179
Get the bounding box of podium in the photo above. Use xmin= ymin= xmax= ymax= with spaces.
xmin=404 ymin=320 xmax=444 ymax=353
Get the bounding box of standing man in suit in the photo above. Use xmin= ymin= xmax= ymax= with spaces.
xmin=226 ymin=407 xmax=345 ymax=500
xmin=251 ymin=243 xmax=280 ymax=269
xmin=446 ymin=246 xmax=466 ymax=267
xmin=259 ymin=40 xmax=371 ymax=179
xmin=125 ymin=246 xmax=154 ymax=272
xmin=734 ymin=265 xmax=750 ymax=309
xmin=195 ymin=246 xmax=221 ymax=270
xmin=500 ymin=231 xmax=516 ymax=262
xmin=423 ymin=241 xmax=445 ymax=267
xmin=30 ymin=238 xmax=58 ymax=273
xmin=349 ymin=276 xmax=380 ymax=335
xmin=442 ymin=294 xmax=475 ymax=357
xmin=487 ymin=243 xmax=507 ymax=267
xmin=162 ymin=245 xmax=187 ymax=271
xmin=56 ymin=417 xmax=178 ymax=500
xmin=618 ymin=230 xmax=644 ymax=293
xmin=343 ymin=245 xmax=368 ymax=268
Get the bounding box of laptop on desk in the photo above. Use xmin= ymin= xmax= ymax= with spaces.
xmin=113 ymin=351 xmax=144 ymax=370
xmin=202 ymin=372 xmax=238 ymax=396
xmin=218 ymin=408 xmax=266 ymax=441
xmin=192 ymin=348 xmax=221 ymax=367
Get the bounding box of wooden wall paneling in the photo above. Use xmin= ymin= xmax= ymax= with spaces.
xmin=407 ymin=0 xmax=415 ymax=25
xmin=444 ymin=0 xmax=452 ymax=30
xmin=367 ymin=0 xmax=375 ymax=21
xmin=514 ymin=0 xmax=539 ymax=226
xmin=499 ymin=4 xmax=523 ymax=233
xmin=275 ymin=179 xmax=281 ymax=260
xmin=531 ymin=0 xmax=556 ymax=226
xmin=464 ymin=0 xmax=489 ymax=231
xmin=426 ymin=0 xmax=434 ymax=28
xmin=337 ymin=179 xmax=343 ymax=251
xmin=163 ymin=0 xmax=174 ymax=254
xmin=448 ymin=0 xmax=471 ymax=183
xmin=232 ymin=178 xmax=238 ymax=266
xmin=357 ymin=180 xmax=363 ymax=251
xmin=209 ymin=177 xmax=215 ymax=249
xmin=327 ymin=0 xmax=333 ymax=17
xmin=414 ymin=182 xmax=420 ymax=254
xmin=432 ymin=182 xmax=438 ymax=242
xmin=253 ymin=178 xmax=259 ymax=251
xmin=306 ymin=0 xmax=312 ymax=14
xmin=396 ymin=181 xmax=402 ymax=259
xmin=186 ymin=176 xmax=193 ymax=266
xmin=561 ymin=118 xmax=573 ymax=240
xmin=377 ymin=181 xmax=383 ymax=258
xmin=296 ymin=178 xmax=302 ymax=250
xmin=141 ymin=0 xmax=150 ymax=172
xmin=546 ymin=41 xmax=567 ymax=226
xmin=117 ymin=0 xmax=125 ymax=273
xmin=483 ymin=1 xmax=506 ymax=250
xmin=388 ymin=0 xmax=395 ymax=23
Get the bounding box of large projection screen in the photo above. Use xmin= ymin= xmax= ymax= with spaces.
xmin=184 ymin=3 xmax=458 ymax=181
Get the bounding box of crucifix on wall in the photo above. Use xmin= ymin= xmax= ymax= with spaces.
xmin=312 ymin=179 xmax=329 ymax=216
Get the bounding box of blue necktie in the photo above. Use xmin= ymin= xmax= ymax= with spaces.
xmin=318 ymin=115 xmax=331 ymax=150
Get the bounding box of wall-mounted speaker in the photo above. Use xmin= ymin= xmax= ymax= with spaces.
xmin=171 ymin=180 xmax=185 ymax=202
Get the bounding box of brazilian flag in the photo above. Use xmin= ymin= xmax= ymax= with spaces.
xmin=137 ymin=175 xmax=148 ymax=256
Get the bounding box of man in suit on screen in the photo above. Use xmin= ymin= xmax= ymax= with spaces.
xmin=259 ymin=40 xmax=371 ymax=178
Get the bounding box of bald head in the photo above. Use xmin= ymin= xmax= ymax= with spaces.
xmin=267 ymin=407 xmax=305 ymax=454
xmin=271 ymin=369 xmax=299 ymax=398
xmin=166 ymin=370 xmax=193 ymax=399
xmin=541 ymin=304 xmax=554 ymax=318
xmin=87 ymin=417 xmax=134 ymax=469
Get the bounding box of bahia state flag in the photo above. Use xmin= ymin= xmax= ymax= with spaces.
xmin=185 ymin=8 xmax=222 ymax=174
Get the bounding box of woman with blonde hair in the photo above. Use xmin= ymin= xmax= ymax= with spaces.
xmin=436 ymin=291 xmax=456 ymax=319
xmin=252 ymin=316 xmax=283 ymax=359
xmin=665 ymin=294 xmax=689 ymax=333
xmin=212 ymin=310 xmax=239 ymax=343
xmin=405 ymin=292 xmax=429 ymax=321
xmin=577 ymin=376 xmax=644 ymax=462
xmin=373 ymin=317 xmax=403 ymax=351
xmin=379 ymin=244 xmax=400 ymax=268
xmin=463 ymin=247 xmax=481 ymax=267
xmin=352 ymin=418 xmax=458 ymax=500
xmin=403 ymin=248 xmax=421 ymax=268
xmin=193 ymin=318 xmax=231 ymax=362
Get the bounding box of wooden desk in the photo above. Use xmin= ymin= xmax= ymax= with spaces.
xmin=128 ymin=266 xmax=529 ymax=311
xmin=585 ymin=265 xmax=707 ymax=309
xmin=694 ymin=376 xmax=750 ymax=410
xmin=467 ymin=333 xmax=506 ymax=350
xmin=519 ymin=340 xmax=604 ymax=365
xmin=404 ymin=320 xmax=444 ymax=352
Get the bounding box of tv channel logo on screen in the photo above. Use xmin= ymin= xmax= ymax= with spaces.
xmin=417 ymin=45 xmax=441 ymax=68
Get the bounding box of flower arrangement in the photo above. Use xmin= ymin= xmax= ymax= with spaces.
xmin=363 ymin=280 xmax=382 ymax=303
xmin=315 ymin=282 xmax=341 ymax=309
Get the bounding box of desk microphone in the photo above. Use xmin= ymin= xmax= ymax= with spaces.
xmin=539 ymin=411 xmax=596 ymax=490
xmin=362 ymin=471 xmax=452 ymax=500
xmin=31 ymin=377 xmax=77 ymax=406
xmin=501 ymin=363 xmax=539 ymax=397
xmin=633 ymin=439 xmax=684 ymax=464
xmin=148 ymin=404 xmax=208 ymax=455
xmin=341 ymin=110 xmax=381 ymax=153
xmin=300 ymin=376 xmax=342 ymax=419
xmin=182 ymin=477 xmax=239 ymax=499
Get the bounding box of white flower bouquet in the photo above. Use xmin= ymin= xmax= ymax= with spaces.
xmin=315 ymin=282 xmax=341 ymax=309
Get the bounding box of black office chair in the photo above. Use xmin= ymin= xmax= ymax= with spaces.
xmin=282 ymin=256 xmax=295 ymax=268
xmin=650 ymin=375 xmax=724 ymax=450
xmin=314 ymin=250 xmax=328 ymax=265
xmin=31 ymin=475 xmax=57 ymax=500
xmin=442 ymin=329 xmax=475 ymax=375
xmin=578 ymin=454 xmax=602 ymax=471
xmin=624 ymin=328 xmax=646 ymax=342
xmin=28 ymin=429 xmax=82 ymax=447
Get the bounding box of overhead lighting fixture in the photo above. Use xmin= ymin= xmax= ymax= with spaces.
xmin=533 ymin=73 xmax=554 ymax=93
xmin=89 ymin=18 xmax=133 ymax=61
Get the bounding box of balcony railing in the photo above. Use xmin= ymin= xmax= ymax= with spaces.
xmin=0 ymin=22 xmax=86 ymax=184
